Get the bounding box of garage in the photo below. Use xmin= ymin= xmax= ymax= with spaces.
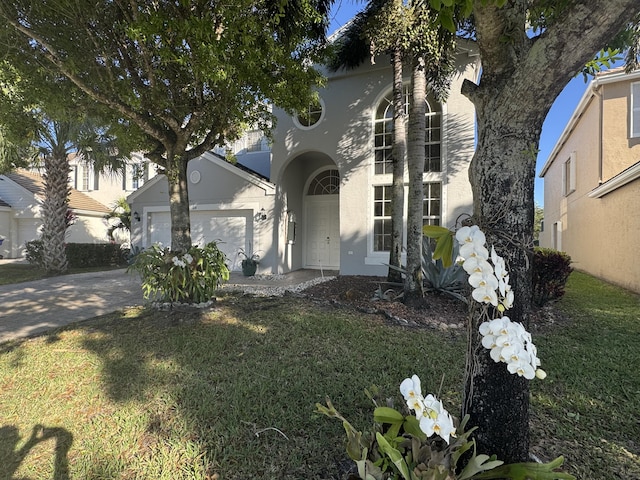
xmin=17 ymin=219 xmax=41 ymax=256
xmin=147 ymin=209 xmax=252 ymax=271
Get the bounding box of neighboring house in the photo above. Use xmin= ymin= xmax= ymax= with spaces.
xmin=539 ymin=67 xmax=640 ymax=293
xmin=67 ymin=152 xmax=157 ymax=208
xmin=129 ymin=40 xmax=480 ymax=275
xmin=0 ymin=169 xmax=111 ymax=258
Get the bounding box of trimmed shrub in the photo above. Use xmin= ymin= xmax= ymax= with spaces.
xmin=127 ymin=242 xmax=230 ymax=304
xmin=25 ymin=240 xmax=45 ymax=268
xmin=532 ymin=247 xmax=573 ymax=307
xmin=65 ymin=243 xmax=129 ymax=268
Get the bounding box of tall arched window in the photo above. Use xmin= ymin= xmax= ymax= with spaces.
xmin=373 ymin=86 xmax=442 ymax=175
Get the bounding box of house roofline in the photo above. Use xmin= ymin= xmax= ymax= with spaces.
xmin=201 ymin=151 xmax=275 ymax=193
xmin=539 ymin=69 xmax=640 ymax=178
xmin=588 ymin=160 xmax=640 ymax=198
xmin=127 ymin=151 xmax=275 ymax=204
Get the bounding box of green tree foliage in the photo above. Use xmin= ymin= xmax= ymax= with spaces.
xmin=533 ymin=203 xmax=544 ymax=242
xmin=0 ymin=0 xmax=330 ymax=253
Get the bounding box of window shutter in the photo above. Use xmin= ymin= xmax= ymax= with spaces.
xmin=632 ymin=82 xmax=640 ymax=138
xmin=569 ymin=152 xmax=576 ymax=193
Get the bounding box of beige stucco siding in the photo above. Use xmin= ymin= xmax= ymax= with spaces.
xmin=602 ymin=81 xmax=640 ymax=182
xmin=542 ymin=74 xmax=640 ymax=293
xmin=541 ymin=95 xmax=600 ymax=249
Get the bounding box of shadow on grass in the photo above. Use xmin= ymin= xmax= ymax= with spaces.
xmin=0 ymin=425 xmax=72 ymax=480
xmin=75 ymin=294 xmax=465 ymax=478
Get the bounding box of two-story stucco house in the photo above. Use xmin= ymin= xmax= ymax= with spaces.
xmin=0 ymin=169 xmax=111 ymax=258
xmin=0 ymin=153 xmax=157 ymax=259
xmin=539 ymin=67 xmax=640 ymax=293
xmin=67 ymin=152 xmax=157 ymax=209
xmin=128 ymin=41 xmax=480 ymax=275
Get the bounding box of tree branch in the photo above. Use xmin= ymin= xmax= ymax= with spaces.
xmin=0 ymin=11 xmax=170 ymax=145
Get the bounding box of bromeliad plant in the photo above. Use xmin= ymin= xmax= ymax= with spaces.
xmin=317 ymin=374 xmax=573 ymax=480
xmin=128 ymin=241 xmax=229 ymax=304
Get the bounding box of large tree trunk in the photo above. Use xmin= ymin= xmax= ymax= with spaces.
xmin=166 ymin=157 xmax=192 ymax=253
xmin=387 ymin=47 xmax=406 ymax=284
xmin=404 ymin=56 xmax=426 ymax=302
xmin=462 ymin=0 xmax=639 ymax=464
xmin=41 ymin=152 xmax=70 ymax=274
xmin=462 ymin=115 xmax=540 ymax=463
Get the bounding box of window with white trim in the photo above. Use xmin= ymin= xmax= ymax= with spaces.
xmin=422 ymin=182 xmax=441 ymax=226
xmin=373 ymin=185 xmax=393 ymax=251
xmin=81 ymin=166 xmax=90 ymax=191
xmin=372 ymin=182 xmax=442 ymax=252
xmin=562 ymin=152 xmax=576 ymax=196
xmin=245 ymin=130 xmax=265 ymax=152
xmin=124 ymin=162 xmax=148 ymax=191
xmin=373 ymin=86 xmax=442 ymax=175
xmin=308 ymin=169 xmax=340 ymax=195
xmin=632 ymin=82 xmax=640 ymax=138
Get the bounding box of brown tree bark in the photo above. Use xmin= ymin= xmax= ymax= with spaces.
xmin=461 ymin=0 xmax=640 ymax=463
xmin=41 ymin=151 xmax=70 ymax=274
xmin=388 ymin=47 xmax=407 ymax=284
xmin=404 ymin=56 xmax=426 ymax=302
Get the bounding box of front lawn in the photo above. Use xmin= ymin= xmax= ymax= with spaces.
xmin=0 ymin=271 xmax=638 ymax=479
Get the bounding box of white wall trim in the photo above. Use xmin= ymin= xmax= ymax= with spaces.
xmin=588 ymin=161 xmax=640 ymax=198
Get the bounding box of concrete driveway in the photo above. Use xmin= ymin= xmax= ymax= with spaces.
xmin=0 ymin=267 xmax=334 ymax=343
xmin=0 ymin=268 xmax=143 ymax=343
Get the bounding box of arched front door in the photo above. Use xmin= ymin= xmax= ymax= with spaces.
xmin=305 ymin=169 xmax=340 ymax=269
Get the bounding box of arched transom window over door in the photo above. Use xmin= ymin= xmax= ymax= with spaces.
xmin=373 ymin=86 xmax=442 ymax=175
xmin=307 ymin=169 xmax=340 ymax=195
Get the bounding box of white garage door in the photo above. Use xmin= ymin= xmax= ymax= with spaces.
xmin=148 ymin=210 xmax=250 ymax=271
xmin=17 ymin=219 xmax=41 ymax=256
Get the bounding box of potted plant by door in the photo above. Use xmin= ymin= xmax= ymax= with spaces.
xmin=238 ymin=244 xmax=260 ymax=276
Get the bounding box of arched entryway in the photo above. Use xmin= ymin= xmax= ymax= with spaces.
xmin=304 ymin=168 xmax=340 ymax=269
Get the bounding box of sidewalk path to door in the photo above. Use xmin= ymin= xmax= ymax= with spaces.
xmin=0 ymin=267 xmax=335 ymax=344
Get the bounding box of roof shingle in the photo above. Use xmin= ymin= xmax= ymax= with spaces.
xmin=5 ymin=169 xmax=110 ymax=214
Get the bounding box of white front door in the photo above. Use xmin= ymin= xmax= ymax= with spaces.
xmin=305 ymin=196 xmax=339 ymax=268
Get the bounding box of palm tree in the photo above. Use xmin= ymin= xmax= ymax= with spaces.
xmin=329 ymin=0 xmax=456 ymax=298
xmin=105 ymin=197 xmax=131 ymax=244
xmin=37 ymin=114 xmax=123 ymax=274
xmin=330 ymin=0 xmax=409 ymax=284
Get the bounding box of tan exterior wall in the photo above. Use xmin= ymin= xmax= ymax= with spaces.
xmin=541 ymin=77 xmax=640 ymax=293
xmin=602 ymin=80 xmax=640 ymax=182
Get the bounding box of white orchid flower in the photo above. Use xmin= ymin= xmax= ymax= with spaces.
xmin=400 ymin=375 xmax=422 ymax=402
xmin=460 ymin=242 xmax=489 ymax=261
xmin=507 ymin=357 xmax=536 ymax=379
xmin=172 ymin=256 xmax=186 ymax=268
xmin=456 ymin=225 xmax=486 ymax=248
xmin=419 ymin=405 xmax=456 ymax=444
xmin=463 ymin=256 xmax=493 ymax=275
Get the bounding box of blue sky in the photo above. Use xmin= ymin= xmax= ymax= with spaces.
xmin=327 ymin=1 xmax=593 ymax=206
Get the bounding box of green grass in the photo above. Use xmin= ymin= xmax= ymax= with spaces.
xmin=0 ymin=271 xmax=638 ymax=479
xmin=0 ymin=297 xmax=466 ymax=479
xmin=0 ymin=263 xmax=123 ymax=285
xmin=530 ymin=271 xmax=640 ymax=479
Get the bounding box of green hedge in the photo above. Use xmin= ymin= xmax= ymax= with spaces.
xmin=532 ymin=247 xmax=573 ymax=307
xmin=25 ymin=240 xmax=129 ymax=269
